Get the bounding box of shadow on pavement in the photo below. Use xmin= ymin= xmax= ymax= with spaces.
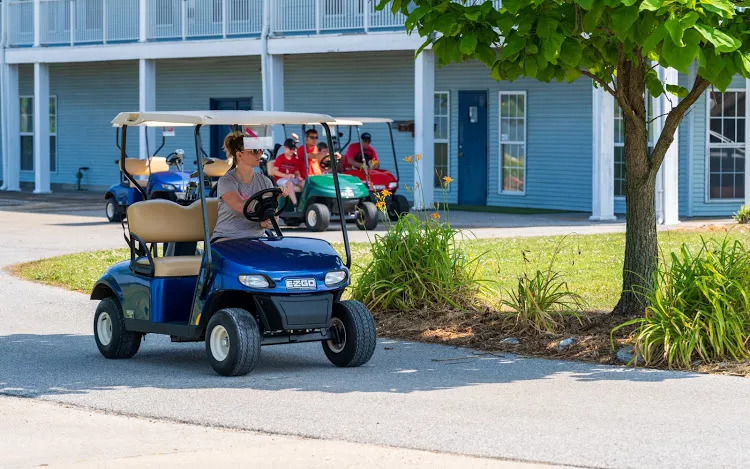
xmin=0 ymin=333 xmax=695 ymax=399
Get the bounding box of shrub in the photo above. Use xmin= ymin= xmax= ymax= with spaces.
xmin=613 ymin=237 xmax=750 ymax=368
xmin=351 ymin=213 xmax=483 ymax=312
xmin=733 ymin=204 xmax=750 ymax=224
xmin=501 ymin=247 xmax=584 ymax=334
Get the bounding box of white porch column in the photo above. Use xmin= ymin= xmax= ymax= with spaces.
xmin=413 ymin=49 xmax=435 ymax=210
xmin=139 ymin=0 xmax=147 ymax=42
xmin=590 ymin=86 xmax=616 ymax=221
xmin=33 ymin=62 xmax=50 ymax=194
xmin=33 ymin=0 xmax=41 ymax=47
xmin=745 ymin=78 xmax=750 ymax=206
xmin=138 ymin=59 xmax=156 ymax=159
xmin=261 ymin=54 xmax=285 ymax=143
xmin=656 ymin=67 xmax=680 ymax=225
xmin=2 ymin=64 xmax=21 ymax=191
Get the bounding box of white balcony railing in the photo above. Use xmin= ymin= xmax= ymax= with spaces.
xmin=8 ymin=0 xmax=35 ymax=47
xmin=272 ymin=0 xmax=406 ymax=35
xmin=9 ymin=0 xmax=408 ymax=48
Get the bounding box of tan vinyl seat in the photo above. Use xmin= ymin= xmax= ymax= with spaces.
xmin=119 ymin=157 xmax=170 ymax=176
xmin=204 ymin=158 xmax=233 ymax=178
xmin=127 ymin=198 xmax=219 ymax=277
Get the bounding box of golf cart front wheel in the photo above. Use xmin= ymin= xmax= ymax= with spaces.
xmin=94 ymin=297 xmax=142 ymax=359
xmin=205 ymin=308 xmax=261 ymax=377
xmin=322 ymin=300 xmax=377 ymax=367
xmin=105 ymin=198 xmax=124 ymax=223
xmin=387 ymin=194 xmax=410 ymax=222
xmin=305 ymin=203 xmax=330 ymax=232
xmin=355 ymin=201 xmax=379 ymax=231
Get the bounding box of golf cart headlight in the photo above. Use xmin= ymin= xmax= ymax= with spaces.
xmin=162 ymin=183 xmax=177 ymax=191
xmin=325 ymin=270 xmax=347 ymax=286
xmin=388 ymin=182 xmax=398 ymax=190
xmin=373 ymin=184 xmax=386 ymax=191
xmin=238 ymin=274 xmax=271 ymax=289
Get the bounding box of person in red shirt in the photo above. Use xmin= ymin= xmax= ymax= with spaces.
xmin=298 ymin=128 xmax=324 ymax=177
xmin=344 ymin=132 xmax=380 ymax=170
xmin=272 ymin=138 xmax=304 ymax=209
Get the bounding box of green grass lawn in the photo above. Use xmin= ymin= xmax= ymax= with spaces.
xmin=11 ymin=228 xmax=749 ymax=312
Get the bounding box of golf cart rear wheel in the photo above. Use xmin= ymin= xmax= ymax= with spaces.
xmin=355 ymin=201 xmax=379 ymax=231
xmin=305 ymin=203 xmax=330 ymax=232
xmin=205 ymin=308 xmax=261 ymax=377
xmin=322 ymin=300 xmax=377 ymax=367
xmin=387 ymin=194 xmax=410 ymax=222
xmin=105 ymin=197 xmax=124 ymax=223
xmin=94 ymin=297 xmax=142 ymax=359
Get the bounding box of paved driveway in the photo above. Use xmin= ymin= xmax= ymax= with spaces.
xmin=0 ymin=199 xmax=748 ymax=468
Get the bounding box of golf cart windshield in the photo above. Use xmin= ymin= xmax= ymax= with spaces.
xmin=112 ymin=110 xmax=352 ymax=270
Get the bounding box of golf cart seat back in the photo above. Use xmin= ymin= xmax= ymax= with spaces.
xmin=127 ymin=199 xmax=218 ymax=277
xmin=120 ymin=157 xmax=169 ymax=176
xmin=203 ymin=158 xmax=232 ymax=178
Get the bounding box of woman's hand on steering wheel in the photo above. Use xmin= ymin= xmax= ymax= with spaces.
xmin=242 ymin=188 xmax=285 ymax=222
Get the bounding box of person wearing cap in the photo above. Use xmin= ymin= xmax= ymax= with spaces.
xmin=271 ymin=138 xmax=305 ymax=210
xmin=211 ymin=131 xmax=286 ymax=242
xmin=344 ymin=132 xmax=380 ymax=170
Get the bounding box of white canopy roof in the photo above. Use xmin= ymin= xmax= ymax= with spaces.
xmin=336 ymin=117 xmax=394 ymax=124
xmin=111 ymin=110 xmax=336 ymax=127
xmin=304 ymin=118 xmax=364 ymax=127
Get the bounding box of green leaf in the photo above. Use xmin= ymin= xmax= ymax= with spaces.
xmin=699 ymin=0 xmax=737 ymax=17
xmin=666 ymin=84 xmax=689 ymax=98
xmin=503 ymin=0 xmax=526 ymax=14
xmin=526 ymin=43 xmax=539 ymax=54
xmin=465 ymin=10 xmax=482 ymax=22
xmin=611 ymin=6 xmax=640 ymax=36
xmin=643 ymin=24 xmax=667 ymax=55
xmin=459 ymin=33 xmax=479 ymax=55
xmin=536 ymin=17 xmax=559 ymax=38
xmin=500 ymin=34 xmax=526 ymax=59
xmin=524 ymin=56 xmax=539 ymax=76
xmin=583 ymin=3 xmax=605 ymax=31
xmin=693 ymin=23 xmax=742 ymax=53
xmin=543 ymin=34 xmax=565 ymax=63
xmin=736 ymin=52 xmax=750 ymax=76
xmin=574 ymin=0 xmax=594 ymax=9
xmin=665 ymin=15 xmax=685 ymax=47
xmin=564 ymin=68 xmax=582 ymax=83
xmin=645 ymin=69 xmax=665 ymax=98
xmin=476 ymin=44 xmax=498 ymax=67
xmin=661 ymin=37 xmax=697 ymax=73
xmin=559 ymin=38 xmax=583 ymax=66
xmin=639 ymin=0 xmax=663 ymax=11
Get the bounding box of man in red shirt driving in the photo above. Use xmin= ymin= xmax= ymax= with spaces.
xmin=344 ymin=132 xmax=380 ymax=170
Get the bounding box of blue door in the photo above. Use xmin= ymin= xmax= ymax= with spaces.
xmin=210 ymin=98 xmax=252 ymax=159
xmin=458 ymin=91 xmax=488 ymax=206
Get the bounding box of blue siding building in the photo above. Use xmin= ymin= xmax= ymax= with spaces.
xmin=1 ymin=0 xmax=748 ymax=223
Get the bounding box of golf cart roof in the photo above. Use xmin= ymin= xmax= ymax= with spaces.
xmin=336 ymin=117 xmax=394 ymax=124
xmin=111 ymin=111 xmax=336 ymax=127
xmin=304 ymin=118 xmax=364 ymax=127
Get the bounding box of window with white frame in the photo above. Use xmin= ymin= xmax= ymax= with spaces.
xmin=20 ymin=96 xmax=58 ymax=173
xmin=156 ymin=0 xmax=175 ymax=26
xmin=499 ymin=92 xmax=526 ymax=193
xmin=434 ymin=91 xmax=450 ymax=188
xmin=708 ymin=90 xmax=746 ymax=200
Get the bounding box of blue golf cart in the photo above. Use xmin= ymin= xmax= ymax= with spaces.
xmin=104 ymin=129 xmax=207 ymax=222
xmin=90 ymin=111 xmax=377 ymax=376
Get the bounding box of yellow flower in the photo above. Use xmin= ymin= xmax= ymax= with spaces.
xmin=430 ymin=212 xmax=440 ymax=220
xmin=404 ymin=155 xmax=413 ymax=163
xmin=376 ymin=200 xmax=387 ymax=212
xmin=380 ymin=189 xmax=392 ymax=197
xmin=442 ymin=176 xmax=453 ymax=185
xmin=416 ymin=153 xmax=422 ymax=161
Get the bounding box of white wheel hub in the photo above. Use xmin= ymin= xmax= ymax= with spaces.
xmin=307 ymin=209 xmax=317 ymax=227
xmin=106 ymin=201 xmax=115 ymax=219
xmin=97 ymin=312 xmax=113 ymax=346
xmin=210 ymin=325 xmax=230 ymax=362
xmin=327 ymin=317 xmax=346 ymax=353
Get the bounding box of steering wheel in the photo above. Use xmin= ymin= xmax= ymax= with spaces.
xmin=166 ymin=152 xmax=183 ymax=166
xmin=320 ymin=154 xmax=332 ymax=169
xmin=242 ymin=188 xmax=287 ymax=222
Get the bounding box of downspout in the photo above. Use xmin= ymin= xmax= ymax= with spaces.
xmin=0 ymin=0 xmax=8 ymax=191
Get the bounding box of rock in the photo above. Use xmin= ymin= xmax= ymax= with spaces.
xmin=616 ymin=346 xmax=636 ymax=364
xmin=500 ymin=337 xmax=520 ymax=346
xmin=557 ymin=338 xmax=576 ymax=351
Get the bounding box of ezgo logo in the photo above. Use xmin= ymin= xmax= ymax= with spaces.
xmin=285 ymin=278 xmax=316 ymax=290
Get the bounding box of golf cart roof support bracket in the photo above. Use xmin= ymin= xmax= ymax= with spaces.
xmin=120 ymin=125 xmax=148 ymax=200
xmin=387 ymin=122 xmax=400 ymax=182
xmin=322 ymin=122 xmax=352 ymax=269
xmin=355 ymin=126 xmax=370 ymax=184
xmin=194 ymin=124 xmax=213 ymax=290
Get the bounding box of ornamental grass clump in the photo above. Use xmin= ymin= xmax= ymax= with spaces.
xmin=613 ymin=238 xmax=750 ymax=369
xmin=733 ymin=204 xmax=750 ymax=224
xmin=501 ymin=244 xmax=584 ymax=334
xmin=351 ymin=213 xmax=483 ymax=312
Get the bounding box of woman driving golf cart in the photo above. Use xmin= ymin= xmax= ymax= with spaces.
xmin=212 ymin=130 xmax=287 ymax=242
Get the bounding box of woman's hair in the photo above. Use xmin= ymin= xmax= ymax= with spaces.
xmin=223 ymin=131 xmax=244 ymax=159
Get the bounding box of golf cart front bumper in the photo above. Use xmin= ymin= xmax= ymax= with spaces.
xmin=254 ymin=292 xmax=334 ymax=331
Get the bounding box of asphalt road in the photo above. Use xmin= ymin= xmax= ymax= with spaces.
xmin=1 ymin=206 xmax=749 ymax=468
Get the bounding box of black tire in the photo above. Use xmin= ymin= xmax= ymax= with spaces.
xmin=205 ymin=308 xmax=261 ymax=377
xmin=284 ymin=219 xmax=302 ymax=227
xmin=355 ymin=201 xmax=379 ymax=231
xmin=94 ymin=297 xmax=142 ymax=359
xmin=322 ymin=300 xmax=377 ymax=367
xmin=305 ymin=203 xmax=330 ymax=232
xmin=105 ymin=197 xmax=124 ymax=223
xmin=387 ymin=194 xmax=410 ymax=222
